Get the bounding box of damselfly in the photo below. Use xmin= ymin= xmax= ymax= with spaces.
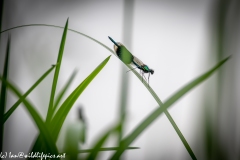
xmin=108 ymin=36 xmax=154 ymax=85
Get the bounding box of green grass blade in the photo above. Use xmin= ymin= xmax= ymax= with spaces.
xmin=50 ymin=56 xmax=111 ymax=142
xmin=3 ymin=65 xmax=55 ymax=123
xmin=0 ymin=77 xmax=59 ymax=156
xmin=86 ymin=124 xmax=119 ymax=160
xmin=53 ymin=69 xmax=77 ymax=112
xmin=86 ymin=132 xmax=110 ymax=160
xmin=110 ymin=56 xmax=230 ymax=159
xmin=46 ymin=19 xmax=69 ymax=123
xmin=0 ymin=36 xmax=10 ymax=152
xmin=79 ymin=147 xmax=139 ymax=153
xmin=126 ymin=63 xmax=197 ymax=159
xmin=28 ymin=135 xmax=43 ymax=159
xmin=64 ymin=121 xmax=84 ymax=160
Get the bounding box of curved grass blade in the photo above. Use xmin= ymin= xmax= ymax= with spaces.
xmin=50 ymin=56 xmax=111 ymax=142
xmin=127 ymin=64 xmax=197 ymax=159
xmin=0 ymin=24 xmax=113 ymax=54
xmin=0 ymin=77 xmax=59 ymax=156
xmin=3 ymin=65 xmax=55 ymax=123
xmin=0 ymin=24 xmax=195 ymax=158
xmin=86 ymin=124 xmax=120 ymax=160
xmin=0 ymin=36 xmax=10 ymax=152
xmin=46 ymin=19 xmax=69 ymax=124
xmin=110 ymin=56 xmax=230 ymax=159
xmin=53 ymin=69 xmax=77 ymax=113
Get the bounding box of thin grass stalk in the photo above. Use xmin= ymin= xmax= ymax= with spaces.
xmin=117 ymin=0 xmax=134 ymax=156
xmin=204 ymin=0 xmax=232 ymax=159
xmin=53 ymin=69 xmax=77 ymax=112
xmin=0 ymin=35 xmax=9 ymax=153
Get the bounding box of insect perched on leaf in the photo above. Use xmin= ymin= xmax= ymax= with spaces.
xmin=108 ymin=36 xmax=154 ymax=85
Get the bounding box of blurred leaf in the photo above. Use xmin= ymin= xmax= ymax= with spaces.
xmin=53 ymin=69 xmax=77 ymax=112
xmin=79 ymin=147 xmax=139 ymax=153
xmin=50 ymin=55 xmax=111 ymax=142
xmin=64 ymin=122 xmax=84 ymax=160
xmin=86 ymin=124 xmax=120 ymax=160
xmin=46 ymin=19 xmax=68 ymax=123
xmin=29 ymin=135 xmax=43 ymax=159
xmin=111 ymin=56 xmax=230 ymax=159
xmin=4 ymin=65 xmax=55 ymax=123
xmin=0 ymin=77 xmax=59 ymax=156
xmin=86 ymin=131 xmax=110 ymax=160
xmin=77 ymin=107 xmax=86 ymax=144
xmin=0 ymin=36 xmax=10 ymax=152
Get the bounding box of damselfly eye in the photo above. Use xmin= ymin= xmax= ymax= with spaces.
xmin=150 ymin=70 xmax=154 ymax=74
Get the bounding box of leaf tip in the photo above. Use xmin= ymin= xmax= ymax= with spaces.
xmin=226 ymin=55 xmax=231 ymax=60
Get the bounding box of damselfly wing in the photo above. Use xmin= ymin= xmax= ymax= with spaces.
xmin=108 ymin=36 xmax=133 ymax=64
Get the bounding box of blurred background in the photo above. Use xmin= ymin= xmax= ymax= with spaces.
xmin=0 ymin=0 xmax=239 ymax=159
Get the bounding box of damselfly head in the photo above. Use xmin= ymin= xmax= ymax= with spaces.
xmin=145 ymin=65 xmax=154 ymax=74
xmin=150 ymin=69 xmax=154 ymax=75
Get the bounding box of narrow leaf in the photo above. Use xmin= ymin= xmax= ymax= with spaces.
xmin=4 ymin=65 xmax=55 ymax=123
xmin=46 ymin=19 xmax=69 ymax=123
xmin=53 ymin=69 xmax=77 ymax=112
xmin=111 ymin=56 xmax=230 ymax=159
xmin=0 ymin=36 xmax=10 ymax=152
xmin=86 ymin=126 xmax=116 ymax=160
xmin=0 ymin=77 xmax=59 ymax=156
xmin=50 ymin=56 xmax=111 ymax=142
